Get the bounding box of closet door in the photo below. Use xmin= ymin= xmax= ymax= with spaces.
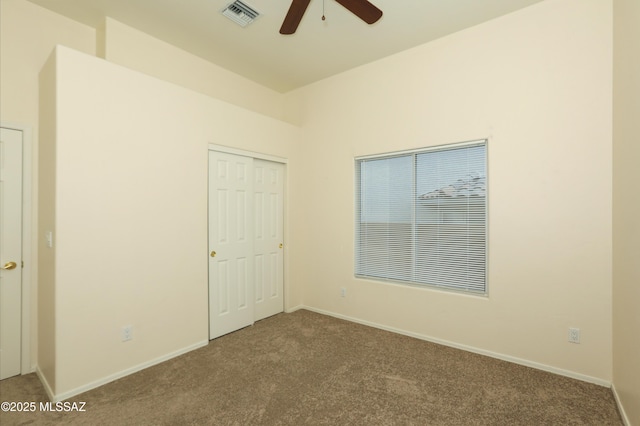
xmin=253 ymin=160 xmax=284 ymax=321
xmin=208 ymin=151 xmax=254 ymax=339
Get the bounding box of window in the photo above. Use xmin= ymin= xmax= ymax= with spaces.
xmin=355 ymin=140 xmax=487 ymax=294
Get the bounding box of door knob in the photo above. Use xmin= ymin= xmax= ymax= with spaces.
xmin=210 ymin=251 xmax=216 ymax=258
xmin=2 ymin=261 xmax=17 ymax=270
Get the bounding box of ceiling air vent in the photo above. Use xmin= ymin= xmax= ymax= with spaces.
xmin=222 ymin=1 xmax=260 ymax=27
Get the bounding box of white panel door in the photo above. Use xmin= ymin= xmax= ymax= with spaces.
xmin=208 ymin=151 xmax=254 ymax=339
xmin=0 ymin=127 xmax=22 ymax=380
xmin=253 ymin=160 xmax=284 ymax=321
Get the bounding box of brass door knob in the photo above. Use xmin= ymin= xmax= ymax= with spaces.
xmin=210 ymin=251 xmax=216 ymax=258
xmin=2 ymin=261 xmax=17 ymax=270
xmin=279 ymin=243 xmax=283 ymax=249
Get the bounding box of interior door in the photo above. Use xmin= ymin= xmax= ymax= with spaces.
xmin=208 ymin=151 xmax=255 ymax=339
xmin=0 ymin=127 xmax=23 ymax=380
xmin=253 ymin=160 xmax=284 ymax=321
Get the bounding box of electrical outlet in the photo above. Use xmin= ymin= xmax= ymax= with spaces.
xmin=568 ymin=327 xmax=580 ymax=344
xmin=121 ymin=325 xmax=133 ymax=342
xmin=340 ymin=287 xmax=346 ymax=298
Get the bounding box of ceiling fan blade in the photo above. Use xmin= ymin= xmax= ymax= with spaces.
xmin=280 ymin=0 xmax=312 ymax=34
xmin=334 ymin=0 xmax=382 ymax=24
xmin=336 ymin=0 xmax=382 ymax=24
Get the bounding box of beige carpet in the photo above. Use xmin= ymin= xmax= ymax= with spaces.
xmin=0 ymin=310 xmax=623 ymax=425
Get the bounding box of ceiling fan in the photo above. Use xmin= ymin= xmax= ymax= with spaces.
xmin=280 ymin=0 xmax=383 ymax=35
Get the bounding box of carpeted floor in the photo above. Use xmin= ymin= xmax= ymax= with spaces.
xmin=0 ymin=310 xmax=623 ymax=425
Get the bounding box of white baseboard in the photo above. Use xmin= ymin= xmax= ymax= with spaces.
xmin=611 ymin=384 xmax=631 ymax=426
xmin=42 ymin=340 xmax=208 ymax=402
xmin=36 ymin=366 xmax=56 ymax=402
xmin=301 ymin=306 xmax=612 ymax=388
xmin=34 ymin=309 xmax=617 ymax=406
xmin=285 ymin=304 xmax=304 ymax=313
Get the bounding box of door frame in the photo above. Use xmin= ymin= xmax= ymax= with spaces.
xmin=207 ymin=144 xmax=290 ymax=317
xmin=1 ymin=123 xmax=33 ymax=375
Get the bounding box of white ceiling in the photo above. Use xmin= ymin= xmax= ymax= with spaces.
xmin=26 ymin=0 xmax=545 ymax=93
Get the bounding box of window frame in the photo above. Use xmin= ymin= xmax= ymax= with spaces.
xmin=354 ymin=139 xmax=488 ymax=296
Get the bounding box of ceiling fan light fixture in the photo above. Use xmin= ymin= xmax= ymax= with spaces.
xmin=280 ymin=0 xmax=382 ymax=34
xmin=222 ymin=0 xmax=260 ymax=27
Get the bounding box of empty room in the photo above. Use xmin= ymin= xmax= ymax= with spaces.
xmin=0 ymin=0 xmax=638 ymax=424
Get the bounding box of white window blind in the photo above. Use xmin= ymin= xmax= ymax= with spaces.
xmin=355 ymin=141 xmax=487 ymax=294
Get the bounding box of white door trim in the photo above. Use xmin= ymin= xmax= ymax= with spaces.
xmin=208 ymin=144 xmax=288 ymax=165
xmin=1 ymin=123 xmax=33 ymax=375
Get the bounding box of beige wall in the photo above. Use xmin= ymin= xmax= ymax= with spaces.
xmin=100 ymin=18 xmax=291 ymax=124
xmin=37 ymin=51 xmax=57 ymax=393
xmin=0 ymin=0 xmax=96 ymax=371
xmin=613 ymin=0 xmax=640 ymax=423
xmin=0 ymin=0 xmax=96 ymax=123
xmin=287 ymin=0 xmax=613 ymax=383
xmin=38 ymin=46 xmax=300 ymax=398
